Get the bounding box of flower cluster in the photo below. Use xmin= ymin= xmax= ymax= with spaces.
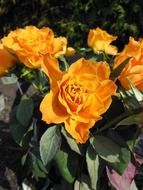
xmin=0 ymin=26 xmax=143 ymax=190
xmin=1 ymin=25 xmax=143 ymax=190
xmin=1 ymin=26 xmax=143 ymax=143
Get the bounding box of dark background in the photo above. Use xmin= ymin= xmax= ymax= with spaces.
xmin=1 ymin=0 xmax=143 ymax=49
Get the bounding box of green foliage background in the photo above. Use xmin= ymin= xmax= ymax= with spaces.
xmin=1 ymin=0 xmax=143 ymax=49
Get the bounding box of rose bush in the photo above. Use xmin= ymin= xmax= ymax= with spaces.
xmin=0 ymin=26 xmax=142 ymax=190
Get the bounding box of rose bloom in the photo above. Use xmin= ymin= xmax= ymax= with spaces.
xmin=40 ymin=56 xmax=117 ymax=143
xmin=88 ymin=27 xmax=118 ymax=55
xmin=0 ymin=44 xmax=17 ymax=76
xmin=114 ymin=37 xmax=143 ymax=90
xmin=2 ymin=26 xmax=68 ymax=68
xmin=65 ymin=47 xmax=76 ymax=57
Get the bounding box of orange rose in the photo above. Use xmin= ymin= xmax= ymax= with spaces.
xmin=87 ymin=27 xmax=118 ymax=55
xmin=2 ymin=26 xmax=68 ymax=68
xmin=0 ymin=44 xmax=17 ymax=76
xmin=51 ymin=37 xmax=68 ymax=58
xmin=40 ymin=56 xmax=117 ymax=143
xmin=114 ymin=37 xmax=143 ymax=90
xmin=65 ymin=47 xmax=76 ymax=57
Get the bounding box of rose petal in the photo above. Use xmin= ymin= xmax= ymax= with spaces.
xmin=64 ymin=118 xmax=95 ymax=143
xmin=96 ymin=61 xmax=111 ymax=80
xmin=40 ymin=87 xmax=69 ymax=124
xmin=42 ymin=55 xmax=64 ymax=86
xmin=0 ymin=44 xmax=17 ymax=76
xmin=87 ymin=27 xmax=118 ymax=55
xmin=52 ymin=37 xmax=67 ymax=58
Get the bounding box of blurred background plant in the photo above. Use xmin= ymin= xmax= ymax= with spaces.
xmin=1 ymin=0 xmax=143 ymax=49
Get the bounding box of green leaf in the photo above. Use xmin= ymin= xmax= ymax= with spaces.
xmin=79 ymin=48 xmax=91 ymax=52
xmin=107 ymin=130 xmax=127 ymax=147
xmin=40 ymin=126 xmax=61 ymax=166
xmin=10 ymin=106 xmax=33 ymax=146
xmin=55 ymin=149 xmax=78 ymax=183
xmin=21 ymin=153 xmax=28 ymax=166
xmin=61 ymin=127 xmax=85 ymax=155
xmin=110 ymin=57 xmax=131 ymax=78
xmin=89 ymin=52 xmax=107 ymax=62
xmin=90 ymin=136 xmax=131 ymax=175
xmin=58 ymin=56 xmax=69 ymax=71
xmin=91 ymin=136 xmax=120 ymax=163
xmin=30 ymin=152 xmax=48 ymax=178
xmin=16 ymin=95 xmax=34 ymax=127
xmin=86 ymin=146 xmax=99 ymax=190
xmin=22 ymin=180 xmax=33 ymax=190
xmin=89 ymin=56 xmax=102 ymax=62
xmin=74 ymin=175 xmax=91 ymax=190
xmin=127 ymin=139 xmax=136 ymax=151
xmin=115 ymin=112 xmax=143 ymax=127
xmin=20 ymin=130 xmax=33 ymax=148
xmin=129 ymin=80 xmax=143 ymax=102
xmin=10 ymin=122 xmax=27 ymax=144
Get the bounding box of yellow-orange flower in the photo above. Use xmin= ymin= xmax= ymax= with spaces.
xmin=114 ymin=37 xmax=143 ymax=90
xmin=40 ymin=56 xmax=117 ymax=143
xmin=65 ymin=47 xmax=76 ymax=57
xmin=51 ymin=37 xmax=68 ymax=58
xmin=88 ymin=27 xmax=118 ymax=55
xmin=2 ymin=26 xmax=68 ymax=68
xmin=0 ymin=44 xmax=17 ymax=76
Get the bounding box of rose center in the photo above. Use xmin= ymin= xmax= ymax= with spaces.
xmin=64 ymin=81 xmax=87 ymax=105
